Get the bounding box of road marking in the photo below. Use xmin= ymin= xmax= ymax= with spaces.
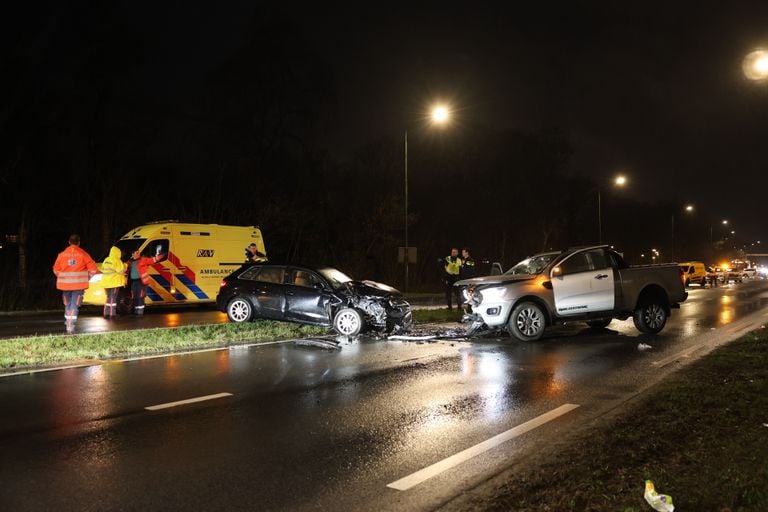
xmin=386 ymin=403 xmax=580 ymax=491
xmin=145 ymin=392 xmax=233 ymax=411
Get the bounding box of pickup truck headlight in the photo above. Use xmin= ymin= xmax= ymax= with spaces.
xmin=479 ymin=286 xmax=506 ymax=301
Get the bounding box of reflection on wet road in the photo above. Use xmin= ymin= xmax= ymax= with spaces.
xmin=2 ymin=281 xmax=768 ymax=511
xmin=0 ymin=306 xmax=228 ymax=338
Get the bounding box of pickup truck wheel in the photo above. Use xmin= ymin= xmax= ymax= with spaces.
xmin=699 ymin=278 xmax=707 ymax=287
xmin=227 ymin=297 xmax=253 ymax=323
xmin=633 ymin=302 xmax=667 ymax=334
xmin=508 ymin=302 xmax=545 ymax=341
xmin=586 ymin=319 xmax=612 ymax=330
xmin=333 ymin=307 xmax=364 ymax=337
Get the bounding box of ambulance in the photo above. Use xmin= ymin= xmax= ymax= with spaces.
xmin=84 ymin=221 xmax=266 ymax=312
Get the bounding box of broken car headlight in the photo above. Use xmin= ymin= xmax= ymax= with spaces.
xmin=478 ymin=286 xmax=506 ymax=301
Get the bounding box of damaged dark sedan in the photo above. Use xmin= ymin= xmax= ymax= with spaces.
xmin=216 ymin=263 xmax=413 ymax=336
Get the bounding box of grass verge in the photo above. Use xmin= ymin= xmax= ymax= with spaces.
xmin=0 ymin=321 xmax=327 ymax=370
xmin=454 ymin=330 xmax=768 ymax=511
xmin=0 ymin=308 xmax=463 ymax=372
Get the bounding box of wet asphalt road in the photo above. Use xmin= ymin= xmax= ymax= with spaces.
xmin=0 ymin=305 xmax=229 ymax=339
xmin=2 ymin=281 xmax=768 ymax=511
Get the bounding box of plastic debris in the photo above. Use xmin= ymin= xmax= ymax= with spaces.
xmin=644 ymin=480 xmax=674 ymax=512
xmin=637 ymin=343 xmax=653 ymax=351
xmin=388 ymin=334 xmax=438 ymax=341
xmin=294 ymin=338 xmax=342 ymax=350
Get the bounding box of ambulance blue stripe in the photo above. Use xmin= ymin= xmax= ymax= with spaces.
xmin=146 ymin=288 xmax=162 ymax=301
xmin=175 ymin=274 xmax=209 ymax=299
xmin=149 ymin=274 xmax=187 ymax=301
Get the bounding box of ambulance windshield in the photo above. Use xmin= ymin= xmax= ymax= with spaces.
xmin=114 ymin=239 xmax=146 ymax=260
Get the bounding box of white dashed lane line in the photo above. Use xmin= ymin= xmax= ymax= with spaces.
xmin=145 ymin=392 xmax=233 ymax=411
xmin=386 ymin=403 xmax=580 ymax=491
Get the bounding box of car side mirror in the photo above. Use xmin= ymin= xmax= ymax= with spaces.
xmin=314 ymin=282 xmax=325 ymax=290
xmin=552 ymin=266 xmax=562 ymax=277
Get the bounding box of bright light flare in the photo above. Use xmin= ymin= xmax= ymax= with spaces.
xmin=431 ymin=105 xmax=450 ymax=124
xmin=614 ymin=175 xmax=627 ymax=186
xmin=685 ymin=204 xmax=694 ymax=212
xmin=743 ymin=49 xmax=768 ymax=80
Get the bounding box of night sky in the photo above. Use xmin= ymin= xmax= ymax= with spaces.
xmin=112 ymin=2 xmax=768 ymax=238
xmin=304 ymin=2 xmax=768 ymax=239
xmin=3 ymin=1 xmax=768 ymax=291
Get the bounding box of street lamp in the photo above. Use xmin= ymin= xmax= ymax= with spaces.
xmin=743 ymin=49 xmax=768 ymax=81
xmin=404 ymin=103 xmax=451 ymax=292
xmin=598 ymin=174 xmax=627 ymax=244
xmin=710 ymin=219 xmax=729 ymax=244
xmin=671 ymin=203 xmax=694 ymax=262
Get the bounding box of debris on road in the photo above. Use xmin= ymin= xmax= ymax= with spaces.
xmin=638 ymin=343 xmax=653 ymax=351
xmin=644 ymin=480 xmax=674 ymax=511
xmin=387 ymin=334 xmax=437 ymax=341
xmin=294 ymin=338 xmax=342 ymax=350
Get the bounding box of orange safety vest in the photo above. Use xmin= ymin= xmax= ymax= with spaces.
xmin=53 ymin=245 xmax=99 ymax=291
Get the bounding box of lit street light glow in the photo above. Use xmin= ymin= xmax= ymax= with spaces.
xmin=431 ymin=105 xmax=450 ymax=124
xmin=615 ymin=175 xmax=627 ymax=186
xmin=685 ymin=204 xmax=694 ymax=212
xmin=743 ymin=49 xmax=768 ymax=80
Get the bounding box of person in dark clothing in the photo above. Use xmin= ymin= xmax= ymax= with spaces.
xmin=457 ymin=248 xmax=477 ymax=313
xmin=460 ymin=247 xmax=476 ymax=280
xmin=440 ymin=247 xmax=463 ymax=309
xmin=245 ymin=243 xmax=268 ymax=263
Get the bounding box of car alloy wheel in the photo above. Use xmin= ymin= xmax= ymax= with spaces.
xmin=642 ymin=304 xmax=665 ymax=330
xmin=227 ymin=298 xmax=252 ymax=323
xmin=333 ymin=308 xmax=363 ymax=336
xmin=508 ymin=301 xmax=545 ymax=341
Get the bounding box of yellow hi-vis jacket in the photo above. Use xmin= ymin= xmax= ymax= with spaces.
xmin=100 ymin=246 xmax=127 ymax=289
xmin=444 ymin=256 xmax=463 ymax=276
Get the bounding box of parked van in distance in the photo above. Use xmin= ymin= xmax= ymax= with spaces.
xmin=84 ymin=221 xmax=266 ymax=312
xmin=678 ymin=261 xmax=707 ymax=287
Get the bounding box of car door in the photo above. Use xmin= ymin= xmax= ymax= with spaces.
xmin=247 ymin=266 xmax=286 ymax=319
xmin=284 ymin=267 xmax=333 ymax=325
xmin=551 ymin=248 xmax=615 ymax=316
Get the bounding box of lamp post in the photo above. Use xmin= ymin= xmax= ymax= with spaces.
xmin=404 ymin=104 xmax=451 ymax=292
xmin=598 ymin=174 xmax=627 ymax=244
xmin=671 ymin=204 xmax=694 ymax=262
xmin=710 ymin=219 xmax=729 ymax=245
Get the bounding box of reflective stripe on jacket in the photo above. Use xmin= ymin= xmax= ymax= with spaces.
xmin=53 ymin=245 xmax=99 ymax=291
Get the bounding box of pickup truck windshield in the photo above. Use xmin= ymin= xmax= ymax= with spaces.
xmin=505 ymin=254 xmax=558 ymax=275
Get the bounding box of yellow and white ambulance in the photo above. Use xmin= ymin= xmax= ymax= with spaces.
xmin=84 ymin=221 xmax=266 ymax=311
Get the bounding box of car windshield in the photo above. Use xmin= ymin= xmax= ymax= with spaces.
xmin=505 ymin=253 xmax=558 ymax=275
xmin=318 ymin=267 xmax=353 ymax=289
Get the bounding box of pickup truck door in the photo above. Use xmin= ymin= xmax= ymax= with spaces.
xmin=551 ymin=248 xmax=615 ymax=316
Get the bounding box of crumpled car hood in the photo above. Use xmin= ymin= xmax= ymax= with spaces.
xmin=342 ymin=280 xmax=401 ymax=298
xmin=456 ymin=274 xmax=536 ymax=287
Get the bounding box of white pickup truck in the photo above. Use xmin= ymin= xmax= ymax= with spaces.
xmin=456 ymin=245 xmax=688 ymax=341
